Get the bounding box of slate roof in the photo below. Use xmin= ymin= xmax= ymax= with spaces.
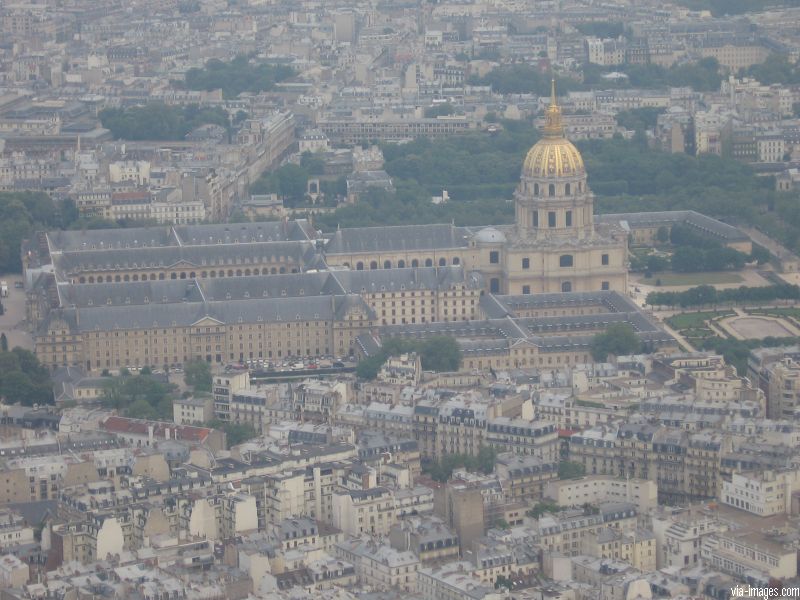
xmin=42 ymin=294 xmax=374 ymax=333
xmin=45 ymin=220 xmax=314 ymax=253
xmin=332 ymin=266 xmax=482 ymax=293
xmin=596 ymin=210 xmax=749 ymax=242
xmin=325 ymin=223 xmax=472 ymax=254
xmin=53 ymin=241 xmax=318 ymax=275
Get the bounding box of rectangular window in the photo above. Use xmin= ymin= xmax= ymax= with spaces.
xmin=533 ymin=211 xmax=538 ymax=227
xmin=601 ymin=281 xmax=610 ymax=290
xmin=522 ymin=285 xmax=530 ymax=295
xmin=548 ymin=211 xmax=556 ymax=227
xmin=522 ymin=257 xmax=530 ymax=269
xmin=489 ymin=251 xmax=499 ymax=264
xmin=602 ymin=254 xmax=609 ymax=265
xmin=566 ymin=211 xmax=572 ymax=227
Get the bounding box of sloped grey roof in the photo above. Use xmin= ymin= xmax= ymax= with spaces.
xmin=325 ymin=223 xmax=472 ymax=254
xmin=53 ymin=241 xmax=318 ymax=275
xmin=57 ymin=280 xmax=202 ymax=308
xmin=43 ymin=294 xmax=373 ymax=333
xmin=332 ymin=266 xmax=481 ymax=293
xmin=596 ymin=210 xmax=748 ymax=242
xmin=47 ymin=226 xmax=177 ymax=253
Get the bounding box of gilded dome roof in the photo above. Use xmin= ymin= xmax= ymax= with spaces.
xmin=521 ymin=81 xmax=585 ymax=180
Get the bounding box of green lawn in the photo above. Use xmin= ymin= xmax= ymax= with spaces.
xmin=649 ymin=272 xmax=744 ymax=286
xmin=666 ymin=310 xmax=735 ymax=330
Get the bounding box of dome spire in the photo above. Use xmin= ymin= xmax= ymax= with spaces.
xmin=543 ymin=78 xmax=563 ymax=139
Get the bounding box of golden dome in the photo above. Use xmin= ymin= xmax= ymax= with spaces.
xmin=521 ymin=80 xmax=585 ymax=180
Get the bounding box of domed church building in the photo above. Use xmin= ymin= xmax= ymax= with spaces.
xmin=324 ymin=81 xmax=629 ymax=296
xmin=502 ymin=81 xmax=628 ymax=294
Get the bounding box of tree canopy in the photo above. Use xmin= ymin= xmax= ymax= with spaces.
xmin=743 ymin=53 xmax=800 ymax=85
xmin=590 ymin=323 xmax=642 ymax=361
xmin=207 ymin=418 xmax=258 ymax=447
xmin=356 ymin=336 xmax=462 ymax=380
xmin=183 ymin=56 xmax=294 ymax=98
xmin=674 ymin=0 xmax=800 ymax=16
xmin=0 ymin=192 xmax=78 ymax=273
xmin=100 ymin=103 xmax=230 ymax=141
xmin=647 ymin=283 xmax=800 ymax=309
xmin=558 ymin=461 xmax=586 ymax=480
xmin=184 ymin=360 xmax=212 ymax=392
xmin=0 ymin=348 xmax=53 ymax=406
xmin=102 ymin=373 xmax=176 ymax=420
xmin=422 ymin=446 xmax=497 ymax=482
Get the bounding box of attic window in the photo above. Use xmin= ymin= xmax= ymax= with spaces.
xmin=162 ymin=296 xmax=168 ymax=303
xmin=295 ymin=314 xmax=301 ymax=320
xmin=88 ymin=300 xmax=93 ymax=306
xmin=299 ymin=289 xmax=305 ymax=296
xmin=380 ymin=286 xmax=386 ymax=291
xmin=144 ymin=297 xmax=149 ymax=304
xmin=281 ymin=290 xmax=287 ymax=297
xmin=244 ymin=292 xmax=250 ymax=298
xmin=257 ymin=316 xmax=263 ymax=322
xmin=400 ymin=285 xmax=406 ymax=291
xmin=226 ymin=293 xmax=232 ymax=300
xmin=125 ymin=297 xmax=131 ymax=304
xmin=262 ymin=290 xmax=268 ymax=297
xmin=107 ymin=299 xmax=112 ymax=305
xmin=238 ymin=317 xmax=243 ymax=323
xmin=314 ymin=313 xmax=319 ymax=319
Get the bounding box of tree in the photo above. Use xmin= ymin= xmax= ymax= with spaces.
xmin=656 ymin=226 xmax=670 ymax=244
xmin=207 ymin=419 xmax=258 ymax=447
xmin=750 ymin=244 xmax=771 ymax=265
xmin=590 ymin=323 xmax=641 ymax=361
xmin=495 ymin=574 xmax=513 ymax=590
xmin=425 ymin=103 xmax=456 ymax=118
xmin=183 ymin=56 xmax=295 ymax=98
xmin=558 ymin=461 xmax=586 ymax=480
xmin=99 ymin=103 xmax=230 ymax=141
xmin=526 ymin=501 xmax=562 ymax=518
xmin=300 ymin=151 xmax=325 ymax=175
xmin=0 ymin=333 xmax=7 ymax=352
xmin=184 ymin=360 xmax=212 ymax=392
xmin=419 ymin=336 xmax=462 ymax=372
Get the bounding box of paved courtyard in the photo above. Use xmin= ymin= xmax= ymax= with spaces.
xmin=0 ymin=274 xmax=33 ymax=351
xmin=719 ymin=315 xmax=800 ymax=340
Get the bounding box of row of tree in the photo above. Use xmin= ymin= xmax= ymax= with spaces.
xmin=355 ymin=336 xmax=462 ymax=380
xmin=646 ymin=284 xmax=800 ymax=308
xmin=100 ymin=103 xmax=231 ymax=141
xmin=590 ymin=323 xmax=642 ymax=361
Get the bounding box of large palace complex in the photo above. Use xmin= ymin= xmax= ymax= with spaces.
xmin=24 ymin=91 xmax=748 ymax=373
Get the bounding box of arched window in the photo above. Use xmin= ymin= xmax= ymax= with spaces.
xmin=398 ymin=260 xmax=406 ymax=268
xmin=279 ymin=267 xmax=286 ymax=274
xmin=565 ymin=183 xmax=571 ymax=195
xmin=411 ymin=259 xmax=419 ymax=268
xmin=559 ymin=255 xmax=574 ymax=267
xmin=132 ymin=274 xmax=139 ymax=281
xmin=158 ymin=274 xmax=164 ymax=280
xmin=180 ymin=272 xmax=187 ymax=279
xmin=150 ymin=274 xmax=156 ymax=280
xmin=370 ymin=261 xmax=378 ymax=270
xmin=439 ymin=257 xmax=447 ymax=266
xmin=235 ymin=269 xmax=242 ymax=276
xmin=190 ymin=272 xmax=196 ymax=278
xmin=356 ymin=262 xmax=364 ymax=271
xmin=549 ymin=183 xmax=555 ymax=196
xmin=425 ymin=258 xmax=433 ymax=267
xmin=81 ymin=277 xmax=88 ymax=284
xmin=561 ymin=281 xmax=572 ymax=293
xmin=115 ymin=275 xmax=122 ymax=282
xmin=452 ymin=257 xmax=460 ymax=265
xmin=384 ymin=260 xmax=392 ymax=269
xmin=124 ymin=274 xmax=130 ymax=282
xmin=253 ymin=268 xmax=260 ymax=275
xmin=227 ymin=270 xmax=233 ymax=277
